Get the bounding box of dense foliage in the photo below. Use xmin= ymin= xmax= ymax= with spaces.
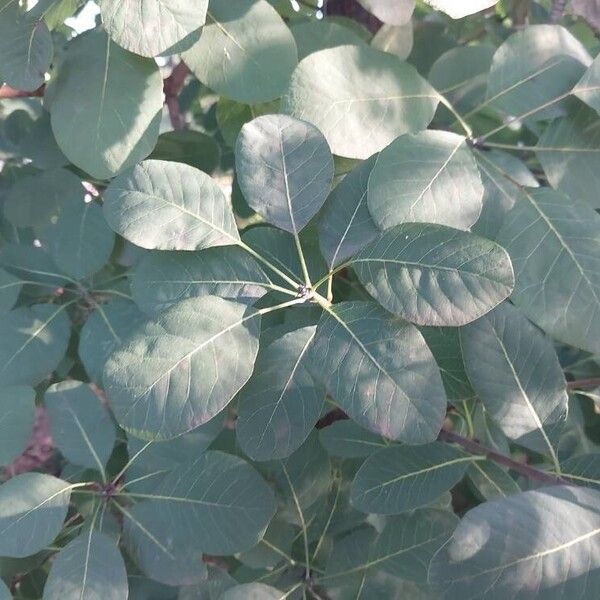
xmin=1 ymin=0 xmax=600 ymax=598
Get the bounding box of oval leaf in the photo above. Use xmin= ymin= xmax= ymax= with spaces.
xmin=103 ymin=296 xmax=261 ymax=440
xmin=353 ymin=223 xmax=514 ymax=326
xmin=0 ymin=386 xmax=35 ymax=466
xmin=235 ymin=114 xmax=334 ymax=234
xmin=103 ymin=159 xmax=239 ymax=251
xmin=308 ymin=301 xmax=447 ymax=443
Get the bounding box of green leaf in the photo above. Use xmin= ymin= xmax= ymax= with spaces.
xmin=150 ymin=130 xmax=221 ymax=173
xmin=236 ymin=115 xmax=333 ymax=234
xmin=318 ymin=420 xmax=388 ymax=458
xmin=428 ymin=46 xmax=495 ymax=115
xmin=353 ymin=223 xmax=514 ymax=326
xmin=0 ymin=473 xmax=72 ymax=558
xmin=216 ymin=98 xmax=280 ymax=148
xmin=123 ymin=451 xmax=277 ymax=555
xmin=282 ymin=45 xmax=439 ymax=159
xmin=79 ymin=301 xmax=147 ymax=383
xmin=486 ymin=25 xmax=590 ymax=120
xmin=574 ymin=53 xmax=600 ymax=115
xmin=419 ymin=326 xmax=475 ymax=402
xmin=0 ymin=304 xmax=71 ymax=386
xmin=0 ymin=3 xmax=52 ymax=91
xmin=4 ymin=168 xmax=83 ymax=229
xmin=19 ymin=112 xmax=68 ymax=170
xmin=237 ymin=519 xmax=295 ymax=569
xmin=43 ymin=530 xmax=128 ymax=599
xmin=497 ymin=187 xmax=600 ymax=354
xmin=182 ymin=0 xmax=297 ymax=103
xmin=351 ymin=443 xmax=477 ymax=514
xmin=42 ymin=198 xmax=115 ymax=280
xmin=131 ymin=246 xmax=272 ymax=317
xmin=0 ymin=385 xmax=35 ymax=466
xmin=0 ymin=244 xmax=69 ymax=287
xmin=220 ymin=584 xmax=283 ymax=600
xmin=429 ymin=485 xmax=600 ymax=599
xmin=0 ymin=267 xmax=22 ymax=312
xmin=467 ymin=460 xmax=521 ymax=501
xmin=44 ymin=380 xmax=116 ymax=473
xmin=236 ymin=326 xmax=323 ymax=461
xmin=318 ymin=153 xmax=379 ymax=268
xmin=308 ymin=301 xmax=447 ymax=443
xmin=559 ymin=454 xmax=600 ymax=490
xmin=290 ymin=19 xmax=366 ymax=60
xmin=103 ymin=159 xmax=239 ymax=251
xmin=460 ymin=302 xmax=567 ymax=461
xmin=536 ymin=102 xmax=600 ymax=208
xmin=367 ymin=131 xmax=483 ymax=231
xmin=369 ymin=509 xmax=458 ymax=582
xmin=357 ymin=0 xmax=414 ymax=24
xmin=99 ymin=0 xmax=208 ymax=57
xmin=49 ymin=29 xmax=163 ymax=179
xmin=103 ymin=296 xmax=261 ymax=440
xmin=122 ymin=500 xmax=207 ymax=585
xmin=473 ymin=149 xmax=538 ymax=240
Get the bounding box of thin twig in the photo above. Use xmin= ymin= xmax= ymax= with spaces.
xmin=568 ymin=378 xmax=600 ymax=390
xmin=163 ymin=61 xmax=190 ymax=130
xmin=0 ymin=84 xmax=45 ymax=99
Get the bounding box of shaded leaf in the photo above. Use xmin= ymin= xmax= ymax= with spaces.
xmin=461 ymin=302 xmax=567 ymax=460
xmin=497 ymin=187 xmax=600 ymax=354
xmin=429 ymin=485 xmax=600 ymax=599
xmin=236 ymin=326 xmax=323 ymax=461
xmin=43 ymin=530 xmax=128 ymax=600
xmin=44 ymin=380 xmax=116 ymax=472
xmin=0 ymin=385 xmax=35 ymax=466
xmin=351 ymin=443 xmax=477 ymax=514
xmin=49 ymin=29 xmax=163 ymax=179
xmin=0 ymin=304 xmax=71 ymax=386
xmin=290 ymin=19 xmax=366 ymax=60
xmin=467 ymin=460 xmax=521 ymax=501
xmin=319 ymin=420 xmax=388 ymax=458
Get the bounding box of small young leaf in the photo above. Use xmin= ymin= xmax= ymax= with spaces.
xmin=236 ymin=114 xmax=334 ymax=234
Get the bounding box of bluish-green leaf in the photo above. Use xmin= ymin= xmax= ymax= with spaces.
xmin=103 ymin=296 xmax=260 ymax=440
xmin=319 ymin=420 xmax=388 ymax=458
xmin=353 ymin=223 xmax=514 ymax=326
xmin=0 ymin=473 xmax=72 ymax=558
xmin=0 ymin=385 xmax=35 ymax=466
xmin=236 ymin=114 xmax=334 ymax=234
xmin=351 ymin=442 xmax=477 ymax=514
xmin=308 ymin=301 xmax=447 ymax=443
xmin=103 ymin=160 xmax=239 ymax=251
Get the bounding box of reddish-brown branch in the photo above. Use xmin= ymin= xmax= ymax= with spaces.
xmin=567 ymin=378 xmax=600 ymax=391
xmin=163 ymin=61 xmax=190 ymax=130
xmin=0 ymin=84 xmax=45 ymax=99
xmin=315 ymin=408 xmax=566 ymax=486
